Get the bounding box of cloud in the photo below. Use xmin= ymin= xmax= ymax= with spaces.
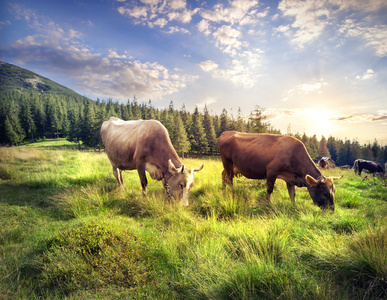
xmin=199 ymin=0 xmax=259 ymax=25
xmin=332 ymin=113 xmax=387 ymax=123
xmin=2 ymin=4 xmax=196 ymax=101
xmin=277 ymin=0 xmax=387 ymax=54
xmin=164 ymin=26 xmax=190 ymax=34
xmin=278 ymin=0 xmax=330 ymax=48
xmin=199 ymin=59 xmax=260 ymax=88
xmin=356 ymin=69 xmax=374 ymax=80
xmin=283 ymin=80 xmax=327 ymax=101
xmin=197 ymin=19 xmax=211 ymax=35
xmin=196 ymin=96 xmax=217 ymax=109
xmin=339 ymin=19 xmax=387 ymax=57
xmin=117 ymin=0 xmax=198 ymax=28
xmin=213 ymin=25 xmax=242 ymax=48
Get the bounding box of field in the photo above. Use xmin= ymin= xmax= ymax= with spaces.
xmin=1 ymin=139 xmax=386 ymax=299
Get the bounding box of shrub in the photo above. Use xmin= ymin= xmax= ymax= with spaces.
xmin=37 ymin=222 xmax=153 ymax=296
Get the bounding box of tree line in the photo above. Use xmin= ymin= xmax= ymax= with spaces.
xmin=1 ymin=90 xmax=386 ymax=165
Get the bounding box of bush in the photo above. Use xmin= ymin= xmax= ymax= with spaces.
xmin=37 ymin=222 xmax=153 ymax=296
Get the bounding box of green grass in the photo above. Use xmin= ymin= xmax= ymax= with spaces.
xmin=1 ymin=139 xmax=386 ymax=299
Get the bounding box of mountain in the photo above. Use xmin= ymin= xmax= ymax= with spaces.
xmin=0 ymin=61 xmax=83 ymax=98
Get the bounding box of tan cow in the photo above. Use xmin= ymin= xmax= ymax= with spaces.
xmin=218 ymin=131 xmax=342 ymax=211
xmin=100 ymin=117 xmax=204 ymax=205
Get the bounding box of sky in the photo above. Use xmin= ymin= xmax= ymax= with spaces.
xmin=1 ymin=0 xmax=387 ymax=145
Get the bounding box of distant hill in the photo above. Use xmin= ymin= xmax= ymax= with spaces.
xmin=0 ymin=61 xmax=83 ymax=98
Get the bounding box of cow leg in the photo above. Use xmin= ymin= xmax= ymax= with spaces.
xmin=113 ymin=166 xmax=123 ymax=185
xmin=265 ymin=176 xmax=276 ymax=202
xmin=222 ymin=169 xmax=234 ymax=189
xmin=221 ymin=159 xmax=234 ymax=189
xmin=118 ymin=169 xmax=123 ymax=185
xmin=137 ymin=164 xmax=148 ymax=196
xmin=286 ymin=183 xmax=295 ymax=204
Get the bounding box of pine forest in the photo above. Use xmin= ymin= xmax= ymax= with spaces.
xmin=1 ymin=90 xmax=386 ymax=166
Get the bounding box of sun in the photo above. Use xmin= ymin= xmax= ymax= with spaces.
xmin=303 ymin=109 xmax=336 ymax=137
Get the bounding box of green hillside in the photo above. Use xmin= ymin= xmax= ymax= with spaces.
xmin=0 ymin=61 xmax=82 ymax=98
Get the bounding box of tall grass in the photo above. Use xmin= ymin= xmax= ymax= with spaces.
xmin=1 ymin=139 xmax=387 ymax=299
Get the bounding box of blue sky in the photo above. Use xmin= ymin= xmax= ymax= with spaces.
xmin=1 ymin=0 xmax=387 ymax=145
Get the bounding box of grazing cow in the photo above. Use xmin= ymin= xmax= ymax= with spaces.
xmin=339 ymin=165 xmax=350 ymax=170
xmin=353 ymin=159 xmax=384 ymax=176
xmin=100 ymin=117 xmax=204 ymax=206
xmin=318 ymin=157 xmax=335 ymax=169
xmin=218 ymin=131 xmax=342 ymax=211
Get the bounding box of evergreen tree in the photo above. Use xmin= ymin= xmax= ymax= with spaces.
xmin=249 ymin=106 xmax=268 ymax=133
xmin=172 ymin=113 xmax=190 ymax=158
xmin=132 ymin=96 xmax=141 ymax=119
xmin=20 ymin=98 xmax=36 ymax=141
xmin=82 ymin=100 xmax=97 ymax=148
xmin=327 ymin=136 xmax=338 ymax=163
xmin=190 ymin=107 xmax=208 ymax=154
xmin=318 ymin=136 xmax=330 ymax=158
xmin=203 ymin=105 xmax=217 ymax=155
xmin=308 ymin=135 xmax=319 ymax=159
xmin=220 ymin=108 xmax=230 ymax=133
xmin=4 ymin=116 xmax=21 ymax=145
xmin=123 ymin=100 xmax=133 ymax=120
xmin=235 ymin=107 xmax=246 ymax=132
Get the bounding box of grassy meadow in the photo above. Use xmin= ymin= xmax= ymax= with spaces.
xmin=1 ymin=139 xmax=386 ymax=299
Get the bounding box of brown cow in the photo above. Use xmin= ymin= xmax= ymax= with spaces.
xmin=218 ymin=131 xmax=342 ymax=211
xmin=100 ymin=117 xmax=204 ymax=206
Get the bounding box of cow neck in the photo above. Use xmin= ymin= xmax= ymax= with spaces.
xmin=302 ymin=157 xmax=322 ymax=183
xmin=158 ymin=143 xmax=182 ymax=177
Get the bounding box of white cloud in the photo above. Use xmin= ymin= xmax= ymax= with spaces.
xmin=199 ymin=60 xmax=219 ymax=72
xmin=117 ymin=0 xmax=198 ymax=29
xmin=164 ymin=26 xmax=190 ymax=34
xmin=200 ymin=0 xmax=259 ymax=25
xmin=107 ymin=50 xmax=127 ymax=59
xmin=3 ymin=5 xmax=195 ymax=101
xmin=197 ymin=19 xmax=211 ymax=35
xmin=278 ymin=0 xmax=330 ymax=48
xmin=197 ymin=96 xmax=217 ymax=109
xmin=118 ymin=6 xmax=148 ymax=18
xmin=199 ymin=59 xmax=260 ymax=88
xmin=283 ymin=80 xmax=328 ymax=101
xmin=356 ymin=69 xmax=374 ymax=80
xmin=339 ymin=19 xmax=387 ymax=57
xmin=213 ymin=25 xmax=242 ymax=48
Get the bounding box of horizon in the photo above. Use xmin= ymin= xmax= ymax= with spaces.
xmin=1 ymin=0 xmax=386 ymax=145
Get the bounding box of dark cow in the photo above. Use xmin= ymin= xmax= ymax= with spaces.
xmin=218 ymin=131 xmax=342 ymax=211
xmin=353 ymin=159 xmax=384 ymax=176
xmin=318 ymin=157 xmax=335 ymax=169
xmin=100 ymin=117 xmax=204 ymax=206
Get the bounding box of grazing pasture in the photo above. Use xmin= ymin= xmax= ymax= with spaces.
xmin=0 ymin=139 xmax=386 ymax=299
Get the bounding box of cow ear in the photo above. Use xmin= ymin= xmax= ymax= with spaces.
xmin=305 ymin=175 xmax=318 ymax=186
xmin=168 ymin=159 xmax=179 ymax=176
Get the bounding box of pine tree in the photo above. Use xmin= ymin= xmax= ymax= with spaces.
xmin=173 ymin=114 xmax=190 ymax=158
xmin=220 ymin=108 xmax=229 ymax=134
xmin=249 ymin=106 xmax=268 ymax=133
xmin=203 ymin=105 xmax=217 ymax=155
xmin=82 ymin=100 xmax=97 ymax=148
xmin=318 ymin=136 xmax=330 ymax=158
xmin=190 ymin=107 xmax=208 ymax=154
xmin=20 ymin=99 xmax=36 ymax=141
xmin=235 ymin=107 xmax=246 ymax=132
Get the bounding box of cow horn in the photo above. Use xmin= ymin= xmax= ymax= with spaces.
xmin=194 ymin=163 xmax=205 ymax=172
xmin=180 ymin=165 xmax=185 ymax=173
xmin=320 ymin=175 xmax=326 ymax=183
xmin=332 ymin=175 xmax=343 ymax=180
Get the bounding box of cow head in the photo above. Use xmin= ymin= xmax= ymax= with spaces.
xmin=163 ymin=159 xmax=204 ymax=206
xmin=305 ymin=175 xmax=343 ymax=211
